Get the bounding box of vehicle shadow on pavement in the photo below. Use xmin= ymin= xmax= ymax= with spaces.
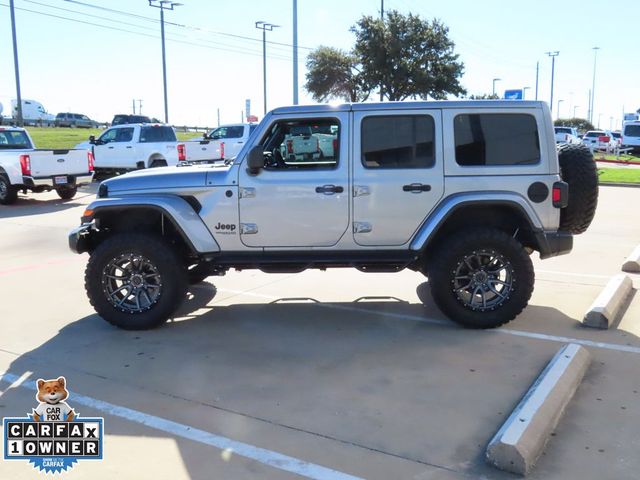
xmin=5 ymin=281 xmax=633 ymax=480
xmin=0 ymin=198 xmax=86 ymax=219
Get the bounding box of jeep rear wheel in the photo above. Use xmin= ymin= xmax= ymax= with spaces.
xmin=85 ymin=233 xmax=187 ymax=330
xmin=428 ymin=228 xmax=534 ymax=328
xmin=557 ymin=144 xmax=598 ymax=234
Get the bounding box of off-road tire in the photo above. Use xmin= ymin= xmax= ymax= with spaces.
xmin=0 ymin=174 xmax=18 ymax=205
xmin=428 ymin=228 xmax=534 ymax=329
xmin=557 ymin=144 xmax=598 ymax=234
xmin=85 ymin=233 xmax=188 ymax=330
xmin=56 ymin=185 xmax=77 ymax=200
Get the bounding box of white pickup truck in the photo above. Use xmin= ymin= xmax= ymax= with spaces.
xmin=0 ymin=127 xmax=93 ymax=205
xmin=77 ymin=124 xmax=183 ymax=175
xmin=182 ymin=123 xmax=257 ymax=163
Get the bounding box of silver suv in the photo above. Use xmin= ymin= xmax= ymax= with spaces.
xmin=69 ymin=101 xmax=598 ymax=330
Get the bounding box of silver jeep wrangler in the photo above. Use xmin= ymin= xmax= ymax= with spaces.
xmin=69 ymin=101 xmax=598 ymax=330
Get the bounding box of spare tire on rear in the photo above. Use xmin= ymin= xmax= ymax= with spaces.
xmin=557 ymin=144 xmax=598 ymax=234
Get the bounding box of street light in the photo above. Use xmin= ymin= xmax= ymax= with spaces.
xmin=557 ymin=99 xmax=564 ymax=119
xmin=9 ymin=0 xmax=23 ymax=126
xmin=523 ymin=86 xmax=531 ymax=100
xmin=148 ymin=0 xmax=182 ymax=124
xmin=492 ymin=78 xmax=501 ymax=97
xmin=256 ymin=21 xmax=280 ymax=115
xmin=589 ymin=46 xmax=600 ymax=123
xmin=545 ymin=51 xmax=559 ymax=112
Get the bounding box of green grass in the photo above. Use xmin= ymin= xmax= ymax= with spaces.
xmin=598 ymin=168 xmax=640 ymax=184
xmin=25 ymin=127 xmax=204 ymax=149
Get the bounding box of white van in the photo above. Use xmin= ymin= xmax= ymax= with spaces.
xmin=11 ymin=99 xmax=55 ymax=125
xmin=622 ymin=121 xmax=640 ymax=154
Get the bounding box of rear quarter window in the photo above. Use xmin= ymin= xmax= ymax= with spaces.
xmin=454 ymin=113 xmax=540 ymax=166
xmin=139 ymin=126 xmax=177 ymax=143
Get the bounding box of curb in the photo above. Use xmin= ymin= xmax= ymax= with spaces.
xmin=486 ymin=343 xmax=591 ymax=476
xmin=622 ymin=245 xmax=640 ymax=273
xmin=583 ymin=274 xmax=634 ymax=329
xmin=598 ymin=182 xmax=640 ymax=188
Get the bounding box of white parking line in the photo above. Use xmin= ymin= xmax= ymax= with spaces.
xmin=0 ymin=372 xmax=363 ymax=480
xmin=218 ymin=288 xmax=640 ymax=355
xmin=536 ymin=270 xmax=612 ymax=280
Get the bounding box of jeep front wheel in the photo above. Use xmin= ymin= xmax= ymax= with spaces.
xmin=85 ymin=233 xmax=188 ymax=329
xmin=427 ymin=228 xmax=534 ymax=328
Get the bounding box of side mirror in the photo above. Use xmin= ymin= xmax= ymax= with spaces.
xmin=89 ymin=135 xmax=96 ymax=145
xmin=246 ymin=146 xmax=264 ymax=175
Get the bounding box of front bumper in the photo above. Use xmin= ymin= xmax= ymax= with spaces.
xmin=23 ymin=172 xmax=94 ymax=188
xmin=68 ymin=224 xmax=93 ymax=254
xmin=535 ymin=231 xmax=573 ymax=259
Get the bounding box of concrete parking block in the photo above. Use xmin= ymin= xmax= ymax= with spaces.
xmin=622 ymin=245 xmax=640 ymax=273
xmin=583 ymin=275 xmax=634 ymax=329
xmin=486 ymin=343 xmax=591 ymax=476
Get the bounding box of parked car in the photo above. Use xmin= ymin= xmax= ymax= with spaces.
xmin=111 ymin=114 xmax=152 ymax=126
xmin=80 ymin=124 xmax=182 ymax=175
xmin=622 ymin=121 xmax=640 ymax=154
xmin=0 ymin=127 xmax=93 ymax=204
xmin=182 ymin=123 xmax=257 ymax=163
xmin=55 ymin=112 xmax=98 ymax=128
xmin=554 ymin=126 xmax=580 ymax=144
xmin=69 ymin=100 xmax=599 ymax=331
xmin=610 ymin=131 xmax=622 ymax=147
xmin=581 ymin=130 xmax=615 ymax=151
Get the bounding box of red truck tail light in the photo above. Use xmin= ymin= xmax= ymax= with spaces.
xmin=220 ymin=142 xmax=225 ymax=159
xmin=87 ymin=150 xmax=95 ymax=172
xmin=286 ymin=140 xmax=293 ymax=154
xmin=598 ymin=135 xmax=610 ymax=143
xmin=177 ymin=143 xmax=186 ymax=161
xmin=333 ymin=138 xmax=338 ymax=152
xmin=19 ymin=154 xmax=31 ymax=175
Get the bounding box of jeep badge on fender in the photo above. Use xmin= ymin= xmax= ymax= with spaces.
xmin=69 ymin=100 xmax=598 ymax=330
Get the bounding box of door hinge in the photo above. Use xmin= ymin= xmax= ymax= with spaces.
xmin=353 ymin=222 xmax=372 ymax=234
xmin=353 ymin=185 xmax=370 ymax=197
xmin=240 ymin=187 xmax=256 ymax=199
xmin=240 ymin=223 xmax=258 ymax=234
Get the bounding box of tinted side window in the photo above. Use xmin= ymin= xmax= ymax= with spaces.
xmin=115 ymin=128 xmax=134 ymax=142
xmin=361 ymin=115 xmax=435 ymax=169
xmin=139 ymin=126 xmax=177 ymax=143
xmin=454 ymin=114 xmax=540 ymax=166
xmin=259 ymin=118 xmax=340 ymax=170
xmin=624 ymin=125 xmax=640 ymax=136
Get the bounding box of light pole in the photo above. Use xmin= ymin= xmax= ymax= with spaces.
xmin=148 ymin=0 xmax=181 ymax=124
xmin=256 ymin=21 xmax=280 ymax=115
xmin=546 ymin=51 xmax=559 ymax=112
xmin=589 ymin=46 xmax=600 ymax=123
xmin=9 ymin=0 xmax=23 ymax=126
xmin=523 ymin=86 xmax=531 ymax=100
xmin=492 ymin=78 xmax=501 ymax=97
xmin=557 ymin=99 xmax=564 ymax=119
xmin=292 ymin=0 xmax=298 ymax=105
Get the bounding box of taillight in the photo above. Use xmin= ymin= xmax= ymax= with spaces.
xmin=177 ymin=143 xmax=186 ymax=161
xmin=19 ymin=154 xmax=31 ymax=175
xmin=598 ymin=135 xmax=610 ymax=143
xmin=87 ymin=151 xmax=95 ymax=172
xmin=333 ymin=138 xmax=338 ymax=152
xmin=552 ymin=181 xmax=568 ymax=208
xmin=220 ymin=142 xmax=225 ymax=159
xmin=286 ymin=140 xmax=293 ymax=154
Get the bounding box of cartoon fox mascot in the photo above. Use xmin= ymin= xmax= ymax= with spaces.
xmin=32 ymin=377 xmax=76 ymax=422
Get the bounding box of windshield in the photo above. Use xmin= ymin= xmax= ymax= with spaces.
xmin=584 ymin=131 xmax=604 ymax=138
xmin=555 ymin=127 xmax=571 ymax=134
xmin=624 ymin=125 xmax=640 ymax=137
xmin=0 ymin=130 xmax=32 ymax=149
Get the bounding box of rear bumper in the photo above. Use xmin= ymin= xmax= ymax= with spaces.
xmin=22 ymin=172 xmax=94 ymax=188
xmin=535 ymin=231 xmax=573 ymax=259
xmin=68 ymin=224 xmax=93 ymax=254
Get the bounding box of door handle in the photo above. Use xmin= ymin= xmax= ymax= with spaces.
xmin=237 ymin=141 xmax=244 ymax=144
xmin=108 ymin=146 xmax=114 ymax=149
xmin=315 ymin=184 xmax=344 ymax=195
xmin=402 ymin=183 xmax=431 ymax=193
xmin=126 ymin=146 xmax=132 ymax=149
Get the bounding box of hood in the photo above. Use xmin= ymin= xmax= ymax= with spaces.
xmin=104 ymin=164 xmax=235 ymax=194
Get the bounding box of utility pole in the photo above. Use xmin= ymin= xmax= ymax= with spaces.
xmin=9 ymin=0 xmax=23 ymax=126
xmin=292 ymin=0 xmax=298 ymax=105
xmin=137 ymin=99 xmax=143 ymax=115
xmin=148 ymin=0 xmax=181 ymax=124
xmin=535 ymin=61 xmax=539 ymax=101
xmin=132 ymin=99 xmax=136 ymax=114
xmin=256 ymin=21 xmax=280 ymax=115
xmin=545 ymin=51 xmax=559 ymax=112
xmin=589 ymin=46 xmax=600 ymax=123
xmin=379 ymin=0 xmax=384 ymax=101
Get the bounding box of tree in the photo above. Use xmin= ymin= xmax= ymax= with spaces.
xmin=555 ymin=118 xmax=595 ymax=132
xmin=352 ymin=11 xmax=465 ymax=101
xmin=467 ymin=93 xmax=499 ymax=100
xmin=304 ymin=47 xmax=369 ymax=102
xmin=304 ymin=11 xmax=465 ymax=103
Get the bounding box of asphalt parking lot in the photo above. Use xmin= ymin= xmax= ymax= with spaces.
xmin=1 ymin=184 xmax=639 ymax=479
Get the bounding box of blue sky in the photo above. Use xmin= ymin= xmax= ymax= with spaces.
xmin=0 ymin=0 xmax=638 ymax=130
